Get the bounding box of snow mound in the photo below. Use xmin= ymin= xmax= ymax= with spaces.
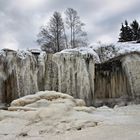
xmin=10 ymin=91 xmax=73 ymax=107
xmin=6 ymin=91 xmax=99 ymax=134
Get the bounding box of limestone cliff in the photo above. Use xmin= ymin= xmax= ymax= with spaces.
xmin=0 ymin=48 xmax=98 ymax=105
xmin=53 ymin=48 xmax=99 ymax=106
xmin=0 ymin=49 xmax=57 ymax=104
xmin=0 ymin=45 xmax=140 ymax=106
xmin=0 ymin=49 xmax=38 ymax=104
xmin=122 ymin=52 xmax=140 ymax=100
xmin=94 ymin=58 xmax=130 ymax=106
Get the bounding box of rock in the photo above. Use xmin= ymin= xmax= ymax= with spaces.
xmin=122 ymin=53 xmax=140 ymax=98
xmin=53 ymin=48 xmax=97 ymax=106
xmin=0 ymin=48 xmax=97 ymax=106
xmin=0 ymin=50 xmax=58 ymax=104
xmin=1 ymin=45 xmax=140 ymax=106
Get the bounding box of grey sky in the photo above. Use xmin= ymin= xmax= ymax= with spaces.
xmin=0 ymin=0 xmax=140 ymax=50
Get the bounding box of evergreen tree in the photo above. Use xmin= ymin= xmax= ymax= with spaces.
xmin=137 ymin=28 xmax=140 ymax=42
xmin=130 ymin=20 xmax=140 ymax=41
xmin=124 ymin=20 xmax=133 ymax=41
xmin=119 ymin=23 xmax=126 ymax=42
xmin=119 ymin=20 xmax=133 ymax=42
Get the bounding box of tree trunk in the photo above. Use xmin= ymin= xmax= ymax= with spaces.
xmin=71 ymin=24 xmax=73 ymax=48
xmin=63 ymin=27 xmax=68 ymax=49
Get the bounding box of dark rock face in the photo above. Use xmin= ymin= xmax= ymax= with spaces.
xmin=94 ymin=60 xmax=131 ymax=107
xmin=94 ymin=52 xmax=140 ymax=107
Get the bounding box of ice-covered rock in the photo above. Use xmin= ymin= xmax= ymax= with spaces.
xmin=122 ymin=53 xmax=140 ymax=100
xmin=1 ymin=43 xmax=140 ymax=106
xmin=0 ymin=49 xmax=58 ymax=104
xmin=53 ymin=48 xmax=98 ymax=106
xmin=0 ymin=49 xmax=38 ymax=103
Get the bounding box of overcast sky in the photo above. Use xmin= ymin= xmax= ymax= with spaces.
xmin=0 ymin=0 xmax=140 ymax=50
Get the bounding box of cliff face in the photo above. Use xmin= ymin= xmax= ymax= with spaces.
xmin=0 ymin=50 xmax=38 ymax=103
xmin=37 ymin=53 xmax=58 ymax=91
xmin=0 ymin=50 xmax=58 ymax=104
xmin=0 ymin=48 xmax=98 ymax=106
xmin=122 ymin=53 xmax=140 ymax=100
xmin=94 ymin=60 xmax=130 ymax=106
xmin=0 ymin=46 xmax=140 ymax=106
xmin=53 ymin=48 xmax=98 ymax=106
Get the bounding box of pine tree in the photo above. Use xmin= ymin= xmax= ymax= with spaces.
xmin=119 ymin=20 xmax=133 ymax=42
xmin=130 ymin=20 xmax=140 ymax=41
xmin=137 ymin=28 xmax=140 ymax=42
xmin=124 ymin=20 xmax=133 ymax=41
xmin=119 ymin=23 xmax=126 ymax=42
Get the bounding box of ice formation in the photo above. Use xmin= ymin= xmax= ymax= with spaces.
xmin=0 ymin=47 xmax=98 ymax=106
xmin=0 ymin=49 xmax=59 ymax=104
xmin=122 ymin=53 xmax=140 ymax=99
xmin=53 ymin=48 xmax=97 ymax=106
xmin=0 ymin=42 xmax=140 ymax=106
xmin=0 ymin=49 xmax=38 ymax=103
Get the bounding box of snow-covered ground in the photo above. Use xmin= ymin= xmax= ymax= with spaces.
xmin=0 ymin=90 xmax=140 ymax=140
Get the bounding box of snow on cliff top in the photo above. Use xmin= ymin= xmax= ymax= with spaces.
xmin=0 ymin=48 xmax=44 ymax=60
xmin=57 ymin=47 xmax=100 ymax=63
xmin=57 ymin=42 xmax=140 ymax=63
xmin=91 ymin=42 xmax=140 ymax=62
xmin=1 ymin=42 xmax=140 ymax=62
xmin=114 ymin=42 xmax=140 ymax=54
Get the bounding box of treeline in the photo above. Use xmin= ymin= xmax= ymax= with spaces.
xmin=37 ymin=8 xmax=88 ymax=53
xmin=119 ymin=20 xmax=140 ymax=42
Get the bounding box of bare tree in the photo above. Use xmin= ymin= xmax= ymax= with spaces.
xmin=65 ymin=8 xmax=88 ymax=48
xmin=37 ymin=12 xmax=66 ymax=53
